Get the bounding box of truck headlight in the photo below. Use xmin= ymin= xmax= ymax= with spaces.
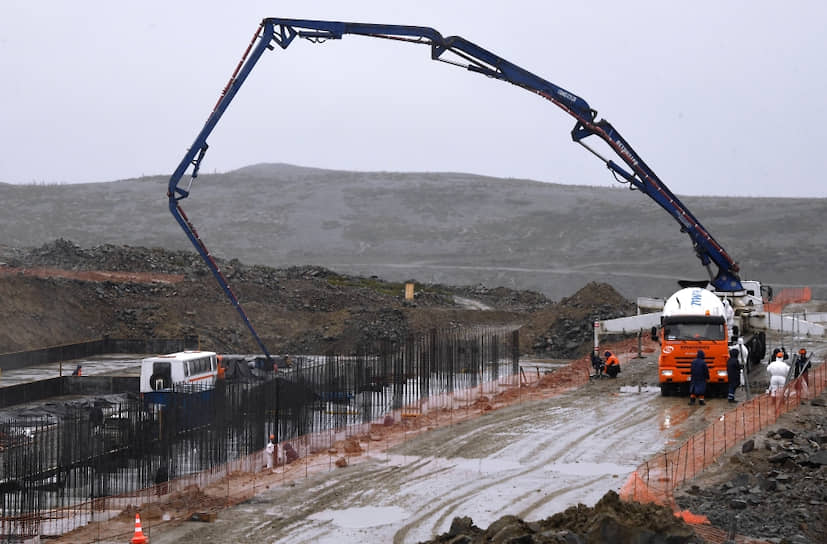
xmin=661 ymin=369 xmax=673 ymax=376
xmin=717 ymin=370 xmax=728 ymax=377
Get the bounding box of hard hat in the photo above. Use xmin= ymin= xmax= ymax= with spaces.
xmin=604 ymin=351 xmax=611 ymax=357
xmin=799 ymin=348 xmax=806 ymax=354
xmin=776 ymin=352 xmax=784 ymax=359
xmin=269 ymin=434 xmax=275 ymax=440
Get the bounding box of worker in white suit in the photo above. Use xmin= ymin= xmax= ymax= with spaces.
xmin=766 ymin=352 xmax=790 ymax=397
xmin=265 ymin=434 xmax=276 ymax=470
xmin=736 ymin=337 xmax=749 ymax=385
xmin=722 ymin=298 xmax=735 ymax=337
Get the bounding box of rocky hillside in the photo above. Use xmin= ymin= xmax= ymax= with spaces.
xmin=0 ymin=240 xmax=632 ymax=357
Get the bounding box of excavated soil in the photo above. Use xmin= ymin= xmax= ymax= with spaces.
xmin=424 ymin=491 xmax=698 ymax=544
xmin=0 ymin=239 xmax=630 ymax=358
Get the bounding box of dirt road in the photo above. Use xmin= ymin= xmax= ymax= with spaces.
xmin=145 ymin=351 xmax=736 ymax=544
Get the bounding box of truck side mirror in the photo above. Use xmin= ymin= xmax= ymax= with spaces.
xmin=650 ymin=326 xmax=658 ymax=342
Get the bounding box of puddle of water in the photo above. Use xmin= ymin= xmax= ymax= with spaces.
xmin=520 ymin=362 xmax=569 ymax=369
xmin=308 ymin=506 xmax=409 ymax=528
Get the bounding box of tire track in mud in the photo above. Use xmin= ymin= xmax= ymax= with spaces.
xmin=391 ymin=391 xmax=660 ymax=543
xmin=259 ymin=397 xmax=631 ymax=544
xmin=181 ymin=464 xmax=400 ymax=542
xmin=206 ymin=456 xmax=452 ymax=543
xmin=514 ymin=475 xmax=607 ymax=520
xmin=513 ymin=396 xmax=664 ymax=519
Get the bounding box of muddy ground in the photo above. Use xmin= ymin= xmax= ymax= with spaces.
xmin=3 ymin=241 xmax=825 ymax=543
xmin=55 ymin=335 xmax=826 ymax=544
xmin=52 ymin=339 xmax=686 ymax=543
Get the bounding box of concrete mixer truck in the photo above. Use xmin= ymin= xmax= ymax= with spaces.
xmin=654 ymin=287 xmax=761 ymax=397
xmin=654 ymin=278 xmax=783 ymax=396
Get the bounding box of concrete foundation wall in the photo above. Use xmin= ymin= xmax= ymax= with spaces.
xmin=0 ymin=376 xmax=140 ymax=409
xmin=61 ymin=376 xmax=140 ymax=396
xmin=0 ymin=336 xmax=198 ymax=371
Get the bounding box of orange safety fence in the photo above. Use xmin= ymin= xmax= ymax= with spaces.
xmin=620 ymin=362 xmax=826 ymax=538
xmin=764 ymin=286 xmax=811 ymax=314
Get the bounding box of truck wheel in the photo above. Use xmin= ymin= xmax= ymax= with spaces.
xmin=660 ymin=383 xmax=672 ymax=397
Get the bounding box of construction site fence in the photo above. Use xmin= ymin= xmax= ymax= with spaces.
xmin=0 ymin=336 xmax=199 ymax=372
xmin=764 ymin=286 xmax=811 ymax=314
xmin=620 ymin=362 xmax=826 ymax=507
xmin=0 ymin=326 xmax=522 ymax=541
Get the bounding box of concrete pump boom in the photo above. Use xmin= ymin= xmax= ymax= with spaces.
xmin=167 ymin=18 xmax=746 ymax=356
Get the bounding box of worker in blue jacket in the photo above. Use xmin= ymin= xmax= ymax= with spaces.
xmin=689 ymin=349 xmax=709 ymax=406
xmin=726 ymin=347 xmax=741 ymax=403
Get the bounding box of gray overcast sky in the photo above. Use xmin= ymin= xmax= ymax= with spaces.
xmin=1 ymin=1 xmax=825 ymax=197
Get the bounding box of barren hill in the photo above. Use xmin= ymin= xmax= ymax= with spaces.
xmin=2 ymin=164 xmax=824 ymax=301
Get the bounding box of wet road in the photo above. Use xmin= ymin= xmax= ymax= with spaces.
xmin=150 ymin=353 xmax=735 ymax=544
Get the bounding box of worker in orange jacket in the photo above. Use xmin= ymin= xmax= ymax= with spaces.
xmin=216 ymin=355 xmax=226 ymax=380
xmin=603 ymin=350 xmax=620 ymax=378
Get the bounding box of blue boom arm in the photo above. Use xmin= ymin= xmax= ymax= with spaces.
xmin=168 ymin=19 xmax=743 ymax=355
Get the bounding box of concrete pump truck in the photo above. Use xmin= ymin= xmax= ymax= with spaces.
xmin=165 ymin=18 xmax=796 ymax=387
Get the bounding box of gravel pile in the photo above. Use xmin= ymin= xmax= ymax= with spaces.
xmin=527 ymin=281 xmax=636 ymax=358
xmin=675 ymin=395 xmax=827 ymax=544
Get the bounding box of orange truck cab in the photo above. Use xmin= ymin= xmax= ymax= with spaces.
xmin=655 ymin=288 xmax=730 ymax=397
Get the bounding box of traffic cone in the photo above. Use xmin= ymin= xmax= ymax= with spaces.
xmin=131 ymin=512 xmax=148 ymax=544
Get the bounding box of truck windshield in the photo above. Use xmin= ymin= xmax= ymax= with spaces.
xmin=663 ymin=322 xmax=725 ymax=341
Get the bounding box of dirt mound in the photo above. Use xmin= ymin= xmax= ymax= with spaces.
xmin=0 ymin=240 xmax=549 ymax=311
xmin=424 ymin=490 xmax=699 ymax=543
xmin=523 ymin=281 xmax=636 ymax=358
xmin=1 ymin=238 xmax=203 ymax=276
xmin=0 ymin=240 xmax=632 ymax=360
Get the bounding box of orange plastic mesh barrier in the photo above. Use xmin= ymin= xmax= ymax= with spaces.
xmin=619 ymin=472 xmax=666 ymax=506
xmin=674 ymin=510 xmax=710 ymax=525
xmin=619 ymin=363 xmax=825 ymax=541
xmin=764 ymin=286 xmax=811 ymax=313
